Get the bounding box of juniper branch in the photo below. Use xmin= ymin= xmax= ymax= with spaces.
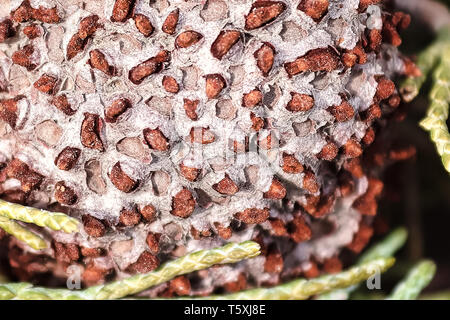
xmin=90 ymin=240 xmax=260 ymax=300
xmin=0 ymin=241 xmax=260 ymax=300
xmin=0 ymin=216 xmax=47 ymax=250
xmin=195 ymin=258 xmax=395 ymax=300
xmin=387 ymin=260 xmax=436 ymax=300
xmin=0 ymin=199 xmax=79 ymax=233
xmin=317 ymin=227 xmax=408 ymax=300
xmin=419 ymin=45 xmax=450 ymax=173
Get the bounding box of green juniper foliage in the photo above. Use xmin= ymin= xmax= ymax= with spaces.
xmin=0 ymin=216 xmax=47 ymax=250
xmin=401 ymin=26 xmax=450 ymax=173
xmin=388 ymin=260 xmax=437 ymax=300
xmin=0 ymin=199 xmax=79 ymax=251
xmin=0 ymin=199 xmax=79 ymax=234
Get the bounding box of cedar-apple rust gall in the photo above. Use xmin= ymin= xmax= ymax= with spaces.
xmin=0 ymin=0 xmax=418 ymax=297
xmin=184 ymin=304 xmax=266 ymax=317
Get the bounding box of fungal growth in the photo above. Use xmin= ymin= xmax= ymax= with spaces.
xmin=0 ymin=0 xmax=419 ymax=297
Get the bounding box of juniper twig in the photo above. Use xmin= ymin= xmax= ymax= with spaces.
xmin=387 ymin=260 xmax=436 ymax=300
xmin=0 ymin=199 xmax=79 ymax=233
xmin=0 ymin=241 xmax=260 ymax=300
xmin=399 ymin=24 xmax=450 ymax=173
xmin=90 ymin=240 xmax=260 ymax=299
xmin=317 ymin=227 xmax=408 ymax=300
xmin=419 ymin=44 xmax=450 ymax=172
xmin=193 ymin=258 xmax=395 ymax=300
xmin=0 ymin=216 xmax=47 ymax=250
